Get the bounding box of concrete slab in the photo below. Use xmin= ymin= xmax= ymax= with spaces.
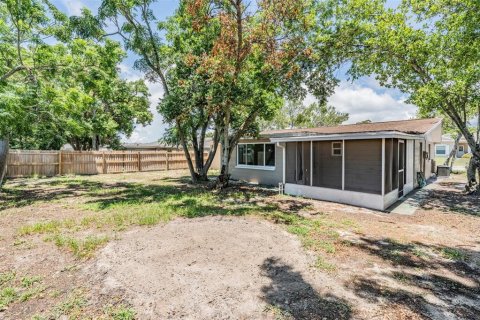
xmin=386 ymin=178 xmax=440 ymax=215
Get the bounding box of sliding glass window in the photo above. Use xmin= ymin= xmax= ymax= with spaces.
xmin=237 ymin=143 xmax=275 ymax=168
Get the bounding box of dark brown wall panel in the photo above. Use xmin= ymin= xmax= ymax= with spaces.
xmin=345 ymin=139 xmax=382 ymax=194
xmin=312 ymin=141 xmax=342 ymax=189
xmin=285 ymin=142 xmax=297 ymax=183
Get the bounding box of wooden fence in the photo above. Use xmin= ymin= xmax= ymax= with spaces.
xmin=6 ymin=150 xmax=216 ymax=178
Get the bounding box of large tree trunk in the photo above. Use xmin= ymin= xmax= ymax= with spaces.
xmin=444 ymin=132 xmax=462 ymax=170
xmin=0 ymin=139 xmax=9 ymax=187
xmin=466 ymin=157 xmax=479 ymax=194
xmin=217 ymin=109 xmax=231 ymax=188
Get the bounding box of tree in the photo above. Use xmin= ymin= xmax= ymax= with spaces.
xmin=181 ymin=0 xmax=337 ymax=187
xmin=263 ymin=100 xmax=348 ymax=130
xmin=99 ymin=0 xmax=337 ymax=185
xmin=334 ymin=0 xmax=480 ymax=192
xmin=98 ymin=0 xmax=216 ymax=182
xmin=0 ymin=1 xmax=152 ymax=152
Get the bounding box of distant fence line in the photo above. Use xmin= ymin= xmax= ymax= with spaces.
xmin=6 ymin=150 xmax=217 ymax=178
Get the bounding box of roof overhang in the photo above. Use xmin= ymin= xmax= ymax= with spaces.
xmin=269 ymin=131 xmax=425 ymax=143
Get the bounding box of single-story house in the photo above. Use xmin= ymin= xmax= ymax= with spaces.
xmin=229 ymin=118 xmax=443 ymax=211
xmin=434 ymin=134 xmax=471 ymax=158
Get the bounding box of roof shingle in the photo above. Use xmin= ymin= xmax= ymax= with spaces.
xmin=261 ymin=118 xmax=442 ymax=137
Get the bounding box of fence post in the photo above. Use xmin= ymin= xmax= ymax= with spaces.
xmin=103 ymin=152 xmax=107 ymax=174
xmin=166 ymin=151 xmax=170 ymax=171
xmin=58 ymin=151 xmax=62 ymax=175
xmin=138 ymin=151 xmax=141 ymax=172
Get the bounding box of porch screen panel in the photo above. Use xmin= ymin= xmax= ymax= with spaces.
xmin=312 ymin=141 xmax=342 ymax=189
xmin=345 ymin=139 xmax=382 ymax=194
xmin=384 ymin=138 xmax=393 ymax=194
xmin=392 ymin=139 xmax=399 ymax=189
xmin=285 ymin=142 xmax=297 ymax=183
xmin=302 ymin=141 xmax=311 ymax=185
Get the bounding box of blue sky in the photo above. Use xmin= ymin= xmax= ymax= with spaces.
xmin=54 ymin=0 xmax=417 ymax=143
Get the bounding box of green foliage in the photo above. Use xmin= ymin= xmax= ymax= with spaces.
xmin=0 ymin=1 xmax=152 ymax=150
xmin=263 ymin=99 xmax=348 ymax=130
xmin=45 ymin=234 xmax=109 ymax=259
xmin=333 ymin=0 xmax=480 ymax=176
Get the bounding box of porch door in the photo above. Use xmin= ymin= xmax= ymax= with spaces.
xmin=285 ymin=141 xmax=310 ymax=185
xmin=398 ymin=140 xmax=405 ymax=197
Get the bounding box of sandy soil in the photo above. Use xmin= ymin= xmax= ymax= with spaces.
xmin=85 ymin=216 xmax=354 ymax=319
xmin=0 ymin=171 xmax=479 ymax=319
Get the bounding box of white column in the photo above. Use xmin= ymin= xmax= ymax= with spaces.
xmin=381 ymin=138 xmax=385 ymax=196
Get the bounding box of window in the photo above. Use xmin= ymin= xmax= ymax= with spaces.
xmin=459 ymin=145 xmax=464 ymax=152
xmin=332 ymin=141 xmax=342 ymax=156
xmin=237 ymin=143 xmax=275 ymax=168
xmin=436 ymin=145 xmax=447 ymax=156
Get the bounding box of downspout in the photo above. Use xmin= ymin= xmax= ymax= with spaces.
xmin=277 ymin=142 xmax=286 ymax=194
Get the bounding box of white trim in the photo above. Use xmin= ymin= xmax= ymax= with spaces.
xmin=235 ymin=165 xmax=276 ymax=171
xmin=285 ymin=183 xmax=385 ymax=211
xmin=270 ymin=131 xmax=425 ymax=143
xmin=381 ymin=138 xmax=385 ymax=196
xmin=342 ymin=139 xmax=345 ymax=190
xmin=331 ymin=141 xmax=342 ymax=156
xmin=236 ymin=142 xmax=275 ymax=169
xmin=424 ymin=118 xmax=443 ymax=137
xmin=276 ymin=142 xmax=286 ymax=184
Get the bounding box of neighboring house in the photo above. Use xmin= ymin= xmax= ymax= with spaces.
xmin=229 ymin=118 xmax=443 ymax=210
xmin=434 ymin=134 xmax=470 ymax=158
xmin=122 ymin=142 xmax=180 ymax=151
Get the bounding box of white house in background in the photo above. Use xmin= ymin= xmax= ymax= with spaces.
xmin=434 ymin=134 xmax=471 ymax=158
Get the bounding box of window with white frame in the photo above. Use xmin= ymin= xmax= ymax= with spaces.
xmin=331 ymin=141 xmax=342 ymax=156
xmin=237 ymin=143 xmax=275 ymax=167
xmin=435 ymin=145 xmax=447 ymax=156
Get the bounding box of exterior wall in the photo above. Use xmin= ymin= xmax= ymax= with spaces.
xmin=229 ymin=143 xmax=283 ymax=186
xmin=285 ymin=183 xmax=386 ymax=211
xmin=344 ymin=139 xmax=382 ymax=194
xmin=404 ymin=140 xmax=415 ymax=195
xmin=312 ymin=141 xmax=342 ymax=189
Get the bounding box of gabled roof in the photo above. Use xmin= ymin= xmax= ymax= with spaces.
xmin=261 ymin=118 xmax=442 ymax=138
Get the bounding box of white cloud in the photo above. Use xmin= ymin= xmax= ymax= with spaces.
xmin=306 ymin=81 xmax=417 ymax=124
xmin=59 ymin=0 xmax=85 ymax=16
xmin=118 ymin=64 xmax=142 ymax=82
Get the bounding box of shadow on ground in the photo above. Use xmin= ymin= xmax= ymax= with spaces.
xmin=347 ymin=237 xmax=480 ymax=319
xmin=420 ymin=187 xmax=480 ymax=216
xmin=261 ymin=257 xmax=352 ymax=319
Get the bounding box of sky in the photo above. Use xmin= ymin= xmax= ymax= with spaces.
xmin=54 ymin=0 xmax=417 ymax=143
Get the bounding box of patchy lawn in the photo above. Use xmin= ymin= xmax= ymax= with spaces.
xmin=0 ymin=171 xmax=479 ymax=319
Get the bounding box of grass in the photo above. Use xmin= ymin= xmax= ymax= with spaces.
xmin=0 ymin=271 xmax=46 ymax=310
xmin=434 ymin=156 xmax=469 ymax=168
xmin=105 ymin=305 xmax=136 ymax=320
xmin=13 ymin=175 xmax=350 ymax=266
xmin=314 ymin=256 xmax=336 ymax=272
xmin=440 ymin=247 xmax=467 ymax=261
xmin=0 ymin=287 xmax=16 ymax=310
xmin=45 ymin=234 xmax=110 ymax=259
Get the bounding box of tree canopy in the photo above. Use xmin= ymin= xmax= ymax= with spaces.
xmin=263 ymin=100 xmax=348 ymax=130
xmin=333 ymin=0 xmax=480 ymax=190
xmin=0 ymin=0 xmax=152 ymax=150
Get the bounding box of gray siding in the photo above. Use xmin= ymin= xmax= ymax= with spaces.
xmin=345 ymin=139 xmax=382 ymax=194
xmin=312 ymin=141 xmax=342 ymax=189
xmin=229 ymin=143 xmax=283 ymax=186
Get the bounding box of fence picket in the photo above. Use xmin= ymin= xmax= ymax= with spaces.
xmin=5 ymin=150 xmax=211 ymax=178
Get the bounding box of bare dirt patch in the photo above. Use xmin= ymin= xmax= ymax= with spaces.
xmin=86 ymin=216 xmax=352 ymax=319
xmin=1 ymin=171 xmax=479 ymax=319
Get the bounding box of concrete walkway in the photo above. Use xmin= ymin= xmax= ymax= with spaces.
xmin=386 ymin=178 xmax=440 ymax=215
